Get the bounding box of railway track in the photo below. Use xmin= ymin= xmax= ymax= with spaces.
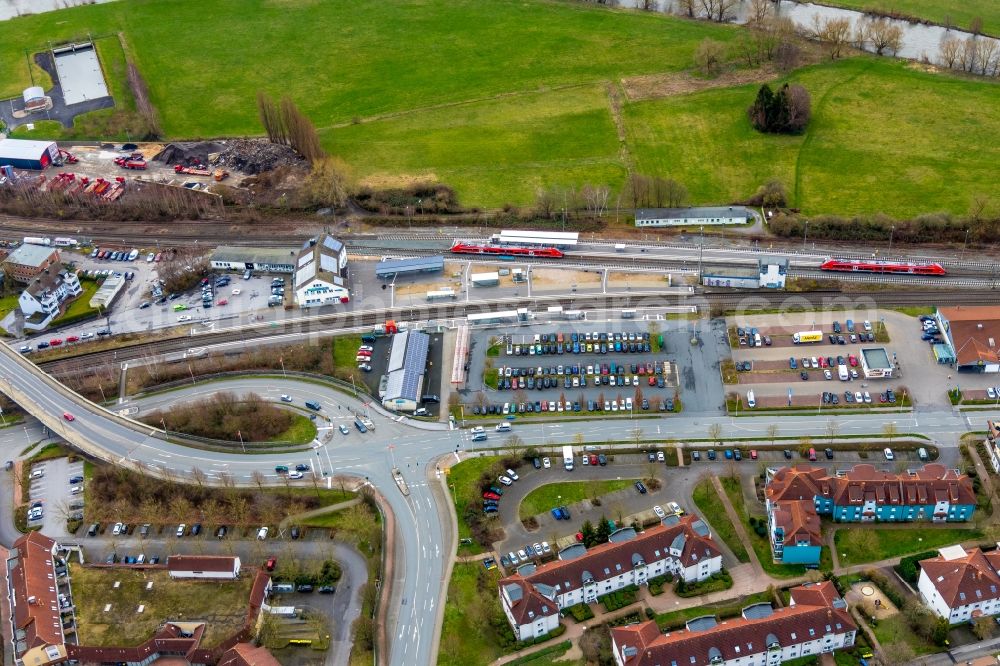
xmin=34 ymin=289 xmax=1000 ymax=374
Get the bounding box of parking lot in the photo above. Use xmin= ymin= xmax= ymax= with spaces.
xmin=726 ymin=310 xmax=917 ymax=409
xmin=462 ymin=319 xmax=729 ymax=417
xmin=26 ymin=456 xmax=85 ymax=538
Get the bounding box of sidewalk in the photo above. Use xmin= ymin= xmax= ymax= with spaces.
xmin=711 ymin=475 xmax=763 ymax=576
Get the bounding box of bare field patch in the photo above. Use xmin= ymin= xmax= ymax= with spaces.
xmin=608 ymin=271 xmax=670 ymax=288
xmin=531 ymin=267 xmax=603 ymax=290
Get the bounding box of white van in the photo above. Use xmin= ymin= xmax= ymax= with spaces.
xmin=918 ymin=447 xmax=929 ymax=461
xmin=837 ymin=364 xmax=849 ymax=381
xmin=471 ymin=426 xmax=485 ymax=435
xmin=257 ymin=526 xmax=269 ymax=540
xmin=747 ymin=391 xmax=756 ymax=408
xmin=496 ymin=423 xmax=511 ymax=432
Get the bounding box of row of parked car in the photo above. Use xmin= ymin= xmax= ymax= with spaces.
xmin=482 ymin=467 xmax=522 ymax=515
xmin=92 ymin=247 xmax=163 ymax=262
xmin=507 ymin=331 xmax=656 ymax=357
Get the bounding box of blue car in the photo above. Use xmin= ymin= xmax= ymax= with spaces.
xmin=559 ymin=506 xmax=571 ymax=520
xmin=789 ymin=357 xmax=797 ymax=369
xmin=724 ymin=449 xmax=733 ymax=460
xmin=551 ymin=508 xmax=562 ymax=520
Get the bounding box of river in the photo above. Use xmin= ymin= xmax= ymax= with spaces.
xmin=662 ymin=0 xmax=999 ymax=65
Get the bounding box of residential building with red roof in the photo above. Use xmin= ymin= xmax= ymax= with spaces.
xmin=918 ymin=545 xmax=1000 ymax=624
xmin=498 ymin=516 xmax=722 ymax=641
xmin=6 ymin=532 xmax=66 ymax=666
xmin=611 ymin=581 xmax=856 ymax=666
xmin=768 ymin=499 xmax=823 ymax=566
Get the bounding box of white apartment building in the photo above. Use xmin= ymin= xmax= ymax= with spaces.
xmin=918 ymin=545 xmax=1000 ymax=624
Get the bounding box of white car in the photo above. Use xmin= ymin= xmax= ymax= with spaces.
xmin=508 ymin=551 xmax=519 ymax=565
xmin=177 ymin=315 xmax=192 ymax=322
xmin=863 ymin=320 xmax=872 ymax=331
xmin=667 ymin=501 xmax=684 ymax=515
xmin=533 ymin=542 xmax=543 ymax=555
xmin=498 ymin=475 xmax=513 ymax=486
xmin=280 ymin=394 xmax=293 ymax=402
xmin=80 ymin=332 xmax=94 ymax=340
xmin=884 ymin=448 xmax=895 ymax=461
xmin=657 ymin=451 xmax=665 ymax=462
xmin=863 ymin=391 xmax=872 ymax=403
xmin=339 ymin=424 xmax=350 ymax=435
xmin=70 ymin=486 xmax=82 ymax=495
xmin=855 ymin=391 xmax=863 ymax=403
xmin=471 ymin=427 xmax=485 ymax=435
xmin=542 ymin=457 xmax=551 ymax=469
xmin=29 ymin=469 xmax=44 ymax=479
xmin=112 ymin=522 xmax=124 ymax=535
xmin=517 ymin=548 xmax=528 ymax=561
xmin=146 ymin=252 xmax=155 ymax=262
xmin=747 ymin=390 xmax=756 ymax=408
xmin=288 ymin=471 xmax=304 ymax=479
xmin=824 ymin=369 xmax=832 ymax=380
xmin=506 ymin=468 xmax=519 ymax=481
xmin=231 ymin=288 xmax=242 ymax=295
xmin=541 ymin=541 xmax=551 ymax=554
xmin=989 ymin=387 xmax=998 ymax=400
xmin=653 ymin=505 xmax=666 ymax=519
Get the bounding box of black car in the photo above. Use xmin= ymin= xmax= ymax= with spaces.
xmin=295 ymin=463 xmax=310 ymax=471
xmin=692 ymin=451 xmax=701 ymax=461
xmin=69 ymin=475 xmax=83 ymax=484
xmin=291 ymin=526 xmax=301 ymax=539
xmin=533 ymin=457 xmax=542 ymax=469
xmin=598 ymin=454 xmax=607 ymax=466
xmin=634 ymin=481 xmax=648 ymax=494
xmin=297 ymin=584 xmax=313 ymax=593
xmin=825 ymin=448 xmax=834 ymax=459
xmin=191 ymin=524 xmax=202 ymax=536
xmin=733 ymin=449 xmax=742 ymax=461
xmin=707 ymin=449 xmax=717 ymax=460
xmin=318 ymin=585 xmax=336 ymax=594
xmin=647 ymin=452 xmax=656 ymax=462
xmin=783 ymin=449 xmax=793 ymax=459
xmin=423 ymin=394 xmax=440 ymax=403
xmin=800 ymin=371 xmax=809 ymax=380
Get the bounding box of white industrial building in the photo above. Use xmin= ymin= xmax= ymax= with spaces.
xmin=381 ymin=330 xmax=430 ymax=412
xmin=499 ymin=517 xmax=722 ymax=641
xmin=210 ymin=246 xmax=297 ymax=273
xmin=918 ymin=545 xmax=1000 ymax=624
xmin=18 ymin=270 xmax=82 ymax=331
xmin=166 ymin=555 xmax=241 ymax=580
xmin=635 ymin=206 xmax=751 ymax=227
xmin=702 ymin=257 xmax=787 ymax=290
xmin=293 ymin=235 xmax=349 ymax=308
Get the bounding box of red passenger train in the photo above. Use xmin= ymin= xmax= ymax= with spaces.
xmin=449 ymin=242 xmax=564 ymax=259
xmin=819 ymin=258 xmax=946 ymax=276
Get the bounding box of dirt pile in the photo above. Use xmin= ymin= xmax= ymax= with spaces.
xmin=153 ymin=139 xmax=304 ymax=175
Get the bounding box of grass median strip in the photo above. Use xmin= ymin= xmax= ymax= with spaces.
xmin=834 ymin=526 xmax=984 ymax=566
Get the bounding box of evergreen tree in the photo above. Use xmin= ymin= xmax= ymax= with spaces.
xmin=581 ymin=520 xmax=596 ymax=547
xmin=595 ymin=514 xmax=613 ymax=543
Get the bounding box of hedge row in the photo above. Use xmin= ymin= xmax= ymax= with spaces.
xmin=599 ymin=584 xmax=639 ymax=612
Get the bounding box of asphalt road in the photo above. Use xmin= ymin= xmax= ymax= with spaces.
xmin=0 ymin=341 xmax=993 ymax=666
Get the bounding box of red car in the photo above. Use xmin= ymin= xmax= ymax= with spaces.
xmin=483 ymin=491 xmax=500 ymax=500
xmin=216 ymin=298 xmax=228 ymax=306
xmin=50 ymin=338 xmax=63 ymax=346
xmin=589 ymin=454 xmax=598 ymax=466
xmin=818 ymin=357 xmax=827 ymax=368
xmin=265 ymin=557 xmax=276 ymax=571
xmin=62 ymin=412 xmax=75 ymax=422
xmin=65 ymin=335 xmax=79 ymax=343
xmin=648 ymin=376 xmax=656 ymax=386
xmin=750 ymin=450 xmax=758 ymax=460
xmin=848 ymin=355 xmax=858 ymax=367
xmin=575 ymin=532 xmax=584 ymax=542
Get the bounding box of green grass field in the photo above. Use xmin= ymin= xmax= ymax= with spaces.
xmin=519 ymin=479 xmax=634 ymax=519
xmin=0 ymin=0 xmax=996 ymax=214
xmin=448 ymin=457 xmax=504 ymax=554
xmin=821 ymin=0 xmax=1000 ymax=34
xmin=834 ymin=526 xmax=984 ymax=566
xmin=439 ymin=563 xmax=510 ymax=666
xmin=626 ymin=57 xmax=1000 ymax=218
xmin=274 ymin=413 xmax=318 ymax=444
xmin=691 ymin=478 xmax=750 ymax=562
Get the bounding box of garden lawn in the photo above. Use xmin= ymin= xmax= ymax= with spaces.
xmin=439 ymin=562 xmax=509 ymax=666
xmin=0 ymin=294 xmax=19 ymax=320
xmin=330 ymin=334 xmax=363 ymax=372
xmin=50 ymin=281 xmax=100 ymax=326
xmin=519 ymin=479 xmax=635 ymax=519
xmin=834 ymin=526 xmax=984 ymax=566
xmin=624 ymin=57 xmax=1000 ymax=217
xmin=691 ymin=478 xmax=750 ymax=562
xmin=872 ymin=613 xmax=939 ymax=656
xmin=655 ymin=590 xmax=772 ymax=630
xmin=820 ymin=0 xmax=1000 ymax=34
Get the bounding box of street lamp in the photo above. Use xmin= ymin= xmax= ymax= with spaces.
xmin=962 ymin=229 xmax=970 ymax=261
xmin=803 ymin=220 xmax=809 ymax=250
xmin=888 ymin=225 xmax=896 ymax=254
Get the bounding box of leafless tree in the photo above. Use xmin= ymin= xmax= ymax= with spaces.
xmin=960 ymin=36 xmax=979 ymax=72
xmin=676 ymin=0 xmax=696 ymax=17
xmin=190 ymin=466 xmax=206 ymax=488
xmin=775 ymin=40 xmax=802 ymax=71
xmin=300 ymin=157 xmax=353 ymax=207
xmin=257 ymin=91 xmax=286 ymax=145
xmin=535 ymin=187 xmax=557 ymax=219
xmin=638 ymin=0 xmax=655 ymax=10
xmin=694 ymin=38 xmax=727 ymax=76
xmin=970 ymin=16 xmax=984 ymax=36
xmin=939 ymin=37 xmax=962 ymax=69
xmin=252 ymin=470 xmax=267 ymax=492
xmin=812 ymin=16 xmax=854 ymax=59
xmin=976 ymin=39 xmax=999 ymax=75
xmin=698 ymin=0 xmax=738 ymax=22
xmin=581 ymin=184 xmax=610 ymax=218
xmin=746 ymin=0 xmax=771 ymax=26
xmin=862 ymin=18 xmax=904 ymax=55
xmin=785 ymin=84 xmax=812 ymax=133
